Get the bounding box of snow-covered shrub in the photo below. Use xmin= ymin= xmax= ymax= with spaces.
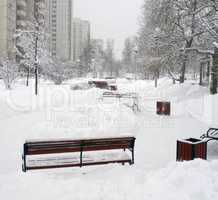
xmin=0 ymin=56 xmax=19 ymax=89
xmin=42 ymin=58 xmax=76 ymax=85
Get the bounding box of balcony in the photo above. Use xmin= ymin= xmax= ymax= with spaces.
xmin=16 ymin=10 xmax=27 ymax=19
xmin=17 ymin=0 xmax=27 ymax=8
xmin=16 ymin=20 xmax=26 ymax=29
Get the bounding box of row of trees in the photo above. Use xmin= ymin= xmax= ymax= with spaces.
xmin=136 ymin=0 xmax=218 ymax=94
xmin=80 ymin=39 xmax=123 ymax=78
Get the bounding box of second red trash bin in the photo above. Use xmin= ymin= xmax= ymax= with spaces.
xmin=157 ymin=101 xmax=171 ymax=115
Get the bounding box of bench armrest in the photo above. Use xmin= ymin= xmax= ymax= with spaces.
xmin=201 ymin=128 xmax=218 ymax=140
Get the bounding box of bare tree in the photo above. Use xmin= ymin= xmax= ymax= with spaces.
xmin=122 ymin=37 xmax=136 ymax=73
xmin=103 ymin=39 xmax=115 ymax=76
xmin=139 ymin=0 xmax=218 ymax=87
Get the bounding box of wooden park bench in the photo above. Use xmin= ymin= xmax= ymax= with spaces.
xmin=101 ymin=91 xmax=122 ymax=99
xmin=88 ymin=80 xmax=117 ymax=91
xmin=88 ymin=80 xmax=109 ymax=89
xmin=101 ymin=92 xmax=140 ymax=112
xmin=22 ymin=136 xmax=136 ymax=172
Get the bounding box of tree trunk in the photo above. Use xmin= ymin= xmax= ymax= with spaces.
xmin=199 ymin=62 xmax=203 ymax=86
xmin=34 ymin=36 xmax=38 ymax=95
xmin=6 ymin=84 xmax=11 ymax=90
xmin=206 ymin=61 xmax=210 ymax=85
xmin=210 ymin=48 xmax=218 ymax=94
xmin=180 ymin=59 xmax=186 ymax=83
xmin=180 ymin=40 xmax=193 ymax=83
xmin=4 ymin=79 xmax=11 ymax=90
xmin=180 ymin=54 xmax=188 ymax=83
xmin=26 ymin=66 xmax=30 ymax=87
xmin=154 ymin=69 xmax=159 ymax=88
xmin=110 ymin=63 xmax=113 ymax=77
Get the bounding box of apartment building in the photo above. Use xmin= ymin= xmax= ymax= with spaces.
xmin=0 ymin=0 xmax=16 ymax=57
xmin=48 ymin=0 xmax=74 ymax=60
xmin=72 ymin=18 xmax=90 ymax=61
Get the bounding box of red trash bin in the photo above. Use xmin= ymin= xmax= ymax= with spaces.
xmin=176 ymin=138 xmax=207 ymax=161
xmin=157 ymin=101 xmax=171 ymax=115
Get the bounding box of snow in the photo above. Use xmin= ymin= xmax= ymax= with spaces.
xmin=213 ymin=42 xmax=218 ymax=49
xmin=26 ymin=150 xmax=131 ymax=168
xmin=0 ymin=78 xmax=218 ymax=199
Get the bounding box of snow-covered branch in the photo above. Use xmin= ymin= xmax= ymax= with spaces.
xmin=181 ymin=48 xmax=214 ymax=55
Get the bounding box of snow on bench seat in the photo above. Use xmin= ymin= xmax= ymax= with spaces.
xmin=26 ymin=150 xmax=131 ymax=168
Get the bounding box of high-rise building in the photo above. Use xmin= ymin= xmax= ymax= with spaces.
xmin=0 ymin=0 xmax=47 ymax=54
xmin=0 ymin=0 xmax=16 ymax=57
xmin=48 ymin=0 xmax=74 ymax=60
xmin=48 ymin=0 xmax=91 ymax=62
xmin=16 ymin=0 xmax=47 ymax=32
xmin=72 ymin=18 xmax=90 ymax=61
xmin=16 ymin=0 xmax=47 ymax=65
xmin=26 ymin=0 xmax=34 ymax=21
xmin=16 ymin=0 xmax=27 ymax=30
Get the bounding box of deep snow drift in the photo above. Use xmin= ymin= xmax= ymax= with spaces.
xmin=0 ymin=78 xmax=218 ymax=200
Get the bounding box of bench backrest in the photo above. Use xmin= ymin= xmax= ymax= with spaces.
xmin=24 ymin=137 xmax=135 ymax=155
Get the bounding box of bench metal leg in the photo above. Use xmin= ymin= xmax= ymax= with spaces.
xmin=131 ymin=148 xmax=135 ymax=164
xmin=80 ymin=147 xmax=83 ymax=168
xmin=22 ymin=154 xmax=27 ymax=172
xmin=22 ymin=143 xmax=27 ymax=172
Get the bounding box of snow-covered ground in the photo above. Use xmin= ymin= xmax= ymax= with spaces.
xmin=0 ymin=78 xmax=218 ymax=200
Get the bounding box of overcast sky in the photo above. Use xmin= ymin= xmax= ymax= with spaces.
xmin=74 ymin=0 xmax=144 ymax=59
